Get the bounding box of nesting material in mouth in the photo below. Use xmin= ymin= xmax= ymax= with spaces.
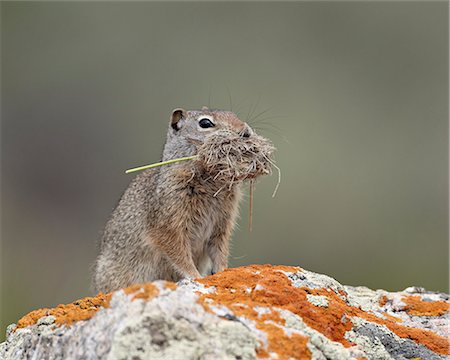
xmin=196 ymin=130 xmax=275 ymax=183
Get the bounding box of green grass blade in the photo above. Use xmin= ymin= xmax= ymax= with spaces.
xmin=125 ymin=156 xmax=197 ymax=174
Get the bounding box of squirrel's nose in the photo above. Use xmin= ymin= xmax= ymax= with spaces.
xmin=240 ymin=126 xmax=252 ymax=138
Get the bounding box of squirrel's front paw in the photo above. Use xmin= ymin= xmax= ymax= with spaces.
xmin=211 ymin=264 xmax=227 ymax=276
xmin=184 ymin=270 xmax=202 ymax=280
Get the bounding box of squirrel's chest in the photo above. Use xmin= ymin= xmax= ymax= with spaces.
xmin=183 ymin=188 xmax=237 ymax=240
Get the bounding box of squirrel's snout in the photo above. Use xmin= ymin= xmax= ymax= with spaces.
xmin=240 ymin=125 xmax=252 ymax=139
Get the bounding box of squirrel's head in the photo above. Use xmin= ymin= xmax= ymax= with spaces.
xmin=167 ymin=106 xmax=275 ymax=183
xmin=169 ymin=106 xmax=252 ymax=141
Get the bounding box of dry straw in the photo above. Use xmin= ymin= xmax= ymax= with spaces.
xmin=197 ymin=130 xmax=275 ymax=184
xmin=125 ymin=129 xmax=280 ymax=196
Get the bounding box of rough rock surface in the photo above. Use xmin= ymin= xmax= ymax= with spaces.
xmin=1 ymin=264 xmax=449 ymax=360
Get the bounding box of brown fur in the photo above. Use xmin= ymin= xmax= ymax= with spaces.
xmin=92 ymin=107 xmax=274 ymax=293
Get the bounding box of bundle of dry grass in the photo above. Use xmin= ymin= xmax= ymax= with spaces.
xmin=196 ymin=129 xmax=275 ymax=184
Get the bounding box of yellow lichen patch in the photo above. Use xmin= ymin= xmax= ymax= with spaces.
xmin=402 ymin=295 xmax=450 ymax=317
xmin=16 ymin=292 xmax=112 ymax=330
xmin=197 ymin=265 xmax=450 ymax=357
xmin=123 ymin=283 xmax=159 ymax=301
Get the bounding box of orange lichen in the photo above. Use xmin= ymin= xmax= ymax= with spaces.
xmin=197 ymin=265 xmax=308 ymax=359
xmin=164 ymin=281 xmax=177 ymax=290
xmin=123 ymin=283 xmax=159 ymax=301
xmin=259 ymin=325 xmax=310 ymax=360
xmin=197 ymin=264 xmax=450 ymax=357
xmin=16 ymin=292 xmax=112 ymax=329
xmin=15 ymin=282 xmax=160 ymax=330
xmin=379 ymin=295 xmax=389 ymax=307
xmin=382 ymin=313 xmax=403 ymax=323
xmin=402 ymin=295 xmax=450 ymax=317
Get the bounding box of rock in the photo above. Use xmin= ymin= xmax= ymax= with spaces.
xmin=1 ymin=264 xmax=449 ymax=360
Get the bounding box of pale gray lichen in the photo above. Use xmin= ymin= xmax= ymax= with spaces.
xmin=306 ymin=294 xmax=329 ymax=308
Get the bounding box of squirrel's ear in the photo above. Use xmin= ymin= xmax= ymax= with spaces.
xmin=170 ymin=108 xmax=186 ymax=131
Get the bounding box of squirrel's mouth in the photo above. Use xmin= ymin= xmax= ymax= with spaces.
xmin=196 ymin=130 xmax=275 ymax=183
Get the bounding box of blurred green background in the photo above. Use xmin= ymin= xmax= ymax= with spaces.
xmin=1 ymin=1 xmax=448 ymax=338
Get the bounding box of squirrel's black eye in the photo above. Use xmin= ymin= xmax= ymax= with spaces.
xmin=199 ymin=118 xmax=215 ymax=129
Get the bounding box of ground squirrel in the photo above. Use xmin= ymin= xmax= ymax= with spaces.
xmin=92 ymin=107 xmax=274 ymax=293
